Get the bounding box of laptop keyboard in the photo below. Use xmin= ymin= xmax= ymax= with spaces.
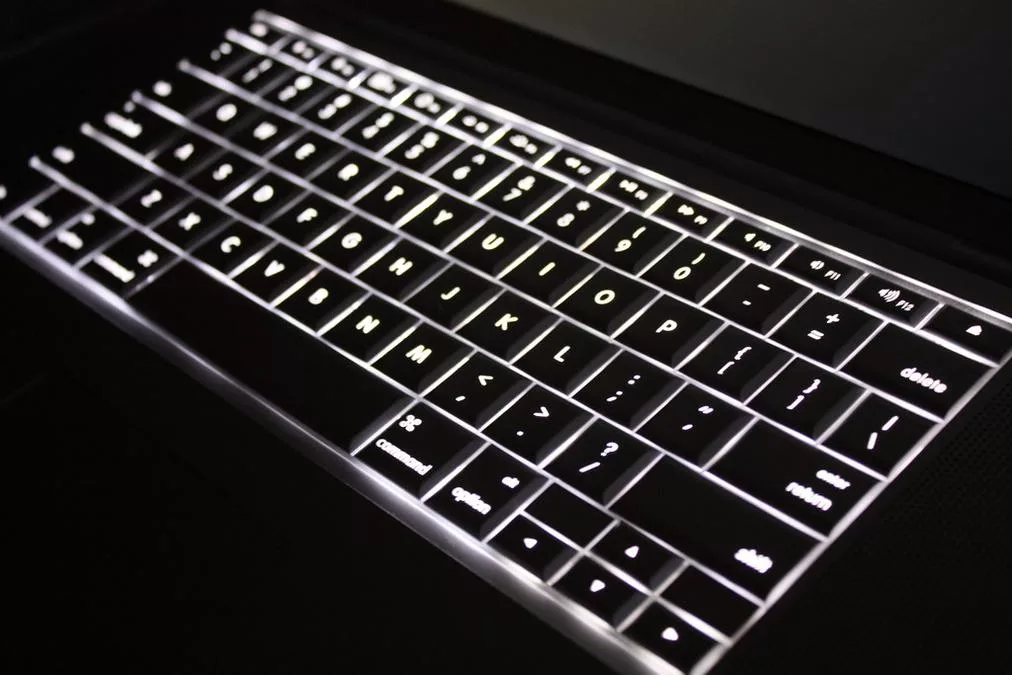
xmin=2 ymin=11 xmax=1010 ymax=673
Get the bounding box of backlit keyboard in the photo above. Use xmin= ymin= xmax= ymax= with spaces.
xmin=2 ymin=11 xmax=1011 ymax=674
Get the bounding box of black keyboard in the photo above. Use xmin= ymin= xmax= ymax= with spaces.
xmin=2 ymin=12 xmax=1010 ymax=674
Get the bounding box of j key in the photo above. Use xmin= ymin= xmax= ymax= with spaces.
xmin=323 ymin=295 xmax=414 ymax=359
xmin=407 ymin=265 xmax=496 ymax=327
xmin=556 ymin=268 xmax=656 ymax=335
xmin=458 ymin=292 xmax=556 ymax=358
xmin=385 ymin=126 xmax=463 ymax=173
xmin=317 ymin=53 xmax=366 ymax=82
xmin=925 ymin=306 xmax=1012 ymax=361
xmin=478 ymin=168 xmax=565 ymax=220
xmin=154 ymin=200 xmax=228 ymax=248
xmin=45 ymin=211 xmax=124 ymax=263
xmin=583 ymin=213 xmax=679 ymax=273
xmin=593 ymin=525 xmax=682 ymax=588
xmin=357 ymin=404 xmax=480 ymax=495
xmin=154 ymin=133 xmax=222 ymax=176
xmin=714 ymin=220 xmax=791 ymax=263
xmin=354 ymin=173 xmax=436 ymax=224
xmin=361 ymin=70 xmax=409 ymax=99
xmin=146 ymin=74 xmax=222 ymax=116
xmin=305 ymin=90 xmax=371 ymax=131
xmin=574 ymin=352 xmax=680 ymax=427
xmin=623 ymin=604 xmax=717 ymax=672
xmin=662 ymin=567 xmax=757 ymax=636
xmin=639 ymin=385 xmax=749 ymax=465
xmin=553 ymin=558 xmax=644 ymax=625
xmin=750 ymin=359 xmax=860 ymax=438
xmin=848 ymin=275 xmax=936 ymax=324
xmin=399 ymin=193 xmax=484 ymax=248
xmin=196 ymin=97 xmax=259 ymax=137
xmin=429 ymin=354 xmax=527 ymax=426
xmin=641 ymin=238 xmax=741 ymax=302
xmin=227 ymin=174 xmax=301 ymax=222
xmin=449 ymin=217 xmax=538 ymax=274
xmin=228 ymin=56 xmax=291 ymax=92
xmin=194 ymin=222 xmax=270 ymax=274
xmin=778 ymin=245 xmax=860 ymax=293
xmin=83 ymin=231 xmax=172 ymax=292
xmin=485 ymin=386 xmax=589 ymax=462
xmin=494 ymin=128 xmax=553 ymax=162
xmin=651 ymin=194 xmax=725 ymax=236
xmin=446 ymin=107 xmax=502 ymax=140
xmin=826 ymin=395 xmax=933 ymax=474
xmin=490 ymin=516 xmax=576 ymax=580
xmin=234 ymin=244 xmax=312 ymax=300
xmin=266 ymin=193 xmax=348 ymax=245
xmin=116 ymin=180 xmax=187 ymax=224
xmin=596 ymin=170 xmax=665 ymax=209
xmin=11 ymin=189 xmax=89 ymax=238
xmin=262 ymin=72 xmax=328 ymax=111
xmin=528 ymin=189 xmax=620 ymax=246
xmin=772 ymin=293 xmax=879 ymax=366
xmin=189 ymin=39 xmax=255 ymax=75
xmin=311 ymin=216 xmax=393 ymax=271
xmin=844 ymin=324 xmax=986 ymax=416
xmin=270 ymin=132 xmax=344 ymax=177
xmin=614 ymin=295 xmax=719 ymax=367
xmin=705 ymin=265 xmax=808 ymax=333
xmin=428 ymin=446 xmax=542 ymax=536
xmin=312 ymin=151 xmax=386 ymax=200
xmin=713 ymin=423 xmax=877 ymax=534
xmin=189 ymin=153 xmax=258 ymax=199
xmin=344 ymin=108 xmax=414 ymax=152
xmin=374 ymin=323 xmax=468 ymax=391
xmin=527 ymin=486 xmax=612 ymax=546
xmin=546 ymin=421 xmax=656 ymax=503
xmin=500 ymin=241 xmax=596 ymax=303
xmin=356 ymin=240 xmax=440 ymax=298
xmin=402 ymin=89 xmax=451 ymax=118
xmin=277 ymin=269 xmax=363 ymax=330
xmin=682 ymin=327 xmax=791 ymax=400
xmin=98 ymin=102 xmax=180 ymax=155
xmin=543 ymin=149 xmax=607 ymax=185
xmin=46 ymin=139 xmax=151 ymax=202
xmin=227 ymin=114 xmax=298 ymax=154
xmin=431 ymin=147 xmax=512 ymax=196
xmin=515 ymin=321 xmax=616 ymax=393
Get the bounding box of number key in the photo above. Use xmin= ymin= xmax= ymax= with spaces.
xmin=640 ymin=237 xmax=740 ymax=302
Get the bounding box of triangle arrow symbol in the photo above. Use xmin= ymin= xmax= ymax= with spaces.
xmin=264 ymin=260 xmax=286 ymax=277
xmin=478 ymin=374 xmax=494 ymax=386
xmin=624 ymin=545 xmax=640 ymax=559
xmin=522 ymin=537 xmax=538 ymax=550
xmin=532 ymin=406 xmax=550 ymax=418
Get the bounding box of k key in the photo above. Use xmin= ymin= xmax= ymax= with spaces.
xmin=458 ymin=292 xmax=556 ymax=358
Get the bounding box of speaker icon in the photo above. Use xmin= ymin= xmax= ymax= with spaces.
xmin=878 ymin=288 xmax=901 ymax=304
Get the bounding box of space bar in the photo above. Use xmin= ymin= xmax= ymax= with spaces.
xmin=130 ymin=262 xmax=407 ymax=451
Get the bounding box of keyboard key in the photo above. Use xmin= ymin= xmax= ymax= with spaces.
xmin=750 ymin=359 xmax=860 ymax=438
xmin=485 ymin=386 xmax=589 ymax=462
xmin=843 ymin=324 xmax=987 ymax=416
xmin=458 ymin=292 xmax=555 ymax=358
xmin=712 ymin=423 xmax=877 ymax=534
xmin=227 ymin=113 xmax=299 ymax=154
xmin=705 ymin=265 xmax=808 ymax=333
xmin=428 ymin=354 xmax=527 ymax=426
xmin=277 ymin=269 xmax=363 ymax=330
xmin=194 ymin=222 xmax=270 ymax=274
xmin=596 ymin=170 xmax=664 ymax=209
xmin=343 ymin=108 xmax=414 ymax=151
xmin=449 ymin=217 xmax=538 ymax=274
xmin=278 ymin=37 xmax=323 ymax=63
xmin=613 ymin=457 xmax=816 ymax=596
xmin=234 ymin=244 xmax=312 ymax=300
xmin=189 ymin=153 xmax=258 ymax=199
xmin=526 ymin=486 xmax=611 ymax=546
xmin=556 ymin=268 xmax=656 ymax=334
xmin=772 ymin=293 xmax=879 ymax=366
xmin=478 ymin=168 xmax=565 ymax=220
xmin=553 ymin=557 xmax=644 ymax=625
xmin=545 ymin=421 xmax=656 ymax=503
xmin=317 ymin=53 xmax=366 ymax=82
xmin=826 ymin=395 xmax=933 ymax=474
xmin=305 ymin=90 xmax=371 ymax=131
xmin=361 ymin=70 xmax=409 ymax=99
xmin=84 ymin=231 xmax=172 ymax=293
xmin=131 ymin=262 xmax=406 ymax=451
xmin=245 ymin=20 xmax=284 ymax=44
xmin=196 ymin=97 xmax=259 ymax=137
xmin=427 ymin=446 xmax=543 ymax=536
xmin=354 ymin=173 xmax=436 ymax=224
xmin=266 ymin=193 xmax=348 ymax=245
xmin=189 ymin=39 xmax=255 ymax=75
xmin=623 ymin=603 xmax=717 ymax=671
xmin=153 ymin=133 xmax=222 ymax=176
xmin=662 ymin=567 xmax=757 ymax=636
xmin=431 ymin=146 xmax=512 ymax=196
xmin=614 ymin=296 xmax=719 ymax=367
xmin=270 ymin=132 xmax=344 ymax=176
xmin=227 ymin=173 xmax=301 ymax=222
xmin=401 ymin=88 xmax=451 ymax=118
xmin=47 ymin=138 xmax=151 ymax=202
xmin=407 ymin=265 xmax=496 ymax=327
xmin=228 ymin=56 xmax=290 ymax=92
xmin=500 ymin=241 xmax=596 ymax=303
xmin=11 ymin=189 xmax=89 ymax=238
xmin=592 ymin=525 xmax=682 ymax=588
xmin=261 ymin=71 xmax=327 ymax=111
xmin=358 ymin=404 xmax=480 ymax=495
xmin=46 ymin=210 xmax=124 ymax=263
xmin=374 ymin=323 xmax=468 ymax=390
xmin=399 ymin=193 xmax=484 ymax=248
xmin=848 ymin=275 xmax=936 ymax=324
xmin=154 ymin=200 xmax=227 ymax=248
xmin=528 ymin=189 xmax=620 ymax=246
xmin=0 ymin=170 xmax=50 ymax=218
xmin=313 ymin=151 xmax=387 ymax=200
xmin=515 ymin=321 xmax=616 ymax=393
xmin=116 ymin=179 xmax=188 ymax=224
xmin=651 ymin=194 xmax=725 ymax=236
xmin=543 ymin=149 xmax=607 ymax=185
xmin=583 ymin=213 xmax=679 ymax=273
xmin=681 ymin=327 xmax=791 ymax=400
xmin=639 ymin=385 xmax=749 ymax=465
xmin=494 ymin=128 xmax=553 ymax=162
xmin=574 ymin=352 xmax=680 ymax=427
xmin=385 ymin=126 xmax=463 ymax=173
xmin=99 ymin=102 xmax=180 ymax=155
xmin=323 ymin=295 xmax=413 ymax=359
xmin=146 ymin=74 xmax=222 ymax=116
xmin=641 ymin=237 xmax=741 ymax=302
xmin=356 ymin=240 xmax=440 ymax=298
xmin=925 ymin=306 xmax=1012 ymax=361
xmin=777 ymin=245 xmax=860 ymax=293
xmin=311 ymin=216 xmax=393 ymax=271
xmin=490 ymin=516 xmax=576 ymax=580
xmin=714 ymin=221 xmax=791 ymax=263
xmin=445 ymin=107 xmax=502 ymax=140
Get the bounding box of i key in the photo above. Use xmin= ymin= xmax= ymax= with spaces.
xmin=750 ymin=359 xmax=861 ymax=438
xmin=428 ymin=354 xmax=528 ymax=426
xmin=374 ymin=323 xmax=469 ymax=391
xmin=546 ymin=421 xmax=657 ymax=503
xmin=500 ymin=241 xmax=597 ymax=303
xmin=574 ymin=352 xmax=681 ymax=427
xmin=705 ymin=265 xmax=809 ymax=333
xmin=457 ymin=292 xmax=556 ymax=358
xmin=681 ymin=326 xmax=791 ymax=400
xmin=485 ymin=386 xmax=590 ymax=462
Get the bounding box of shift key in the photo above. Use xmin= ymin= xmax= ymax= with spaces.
xmin=612 ymin=458 xmax=815 ymax=597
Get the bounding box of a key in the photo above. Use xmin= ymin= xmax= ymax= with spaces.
xmin=356 ymin=240 xmax=440 ymax=298
xmin=431 ymin=146 xmax=512 ymax=195
xmin=638 ymin=385 xmax=749 ymax=465
xmin=266 ymin=193 xmax=348 ymax=245
xmin=343 ymin=108 xmax=414 ymax=152
xmin=428 ymin=355 xmax=527 ymax=426
xmin=777 ymin=245 xmax=860 ymax=293
xmin=528 ymin=189 xmax=620 ymax=246
xmin=228 ymin=57 xmax=291 ymax=92
xmin=146 ymin=74 xmax=222 ymax=116
xmin=825 ymin=395 xmax=934 ymax=474
xmin=681 ymin=327 xmax=791 ymax=400
xmin=398 ymin=193 xmax=484 ymax=248
xmin=317 ymin=53 xmax=366 ymax=82
xmin=361 ymin=70 xmax=409 ymax=99
xmin=574 ymin=352 xmax=680 ymax=427
xmin=458 ymin=292 xmax=555 ymax=358
xmin=226 ymin=173 xmax=301 ymax=222
xmin=651 ymin=194 xmax=725 ymax=236
xmin=45 ymin=211 xmax=124 ymax=263
xmin=714 ymin=220 xmax=791 ymax=263
xmin=493 ymin=128 xmax=553 ymax=162
xmin=526 ymin=486 xmax=612 ymax=546
xmin=357 ymin=404 xmax=480 ymax=495
xmin=227 ymin=113 xmax=298 ymax=154
xmin=189 ymin=153 xmax=258 ymax=199
xmin=772 ymin=293 xmax=879 ymax=366
xmin=490 ymin=516 xmax=576 ymax=580
xmin=260 ymin=71 xmax=327 ymax=111
xmin=596 ymin=170 xmax=665 ymax=209
xmin=445 ymin=107 xmax=502 ymax=140
xmin=374 ymin=323 xmax=468 ymax=391
xmin=553 ymin=558 xmax=644 ymax=625
xmin=925 ymin=306 xmax=1012 ymax=361
xmin=194 ymin=222 xmax=270 ymax=274
xmin=305 ymin=90 xmax=371 ymax=131
xmin=478 ymin=168 xmax=565 ymax=220
xmin=705 ymin=265 xmax=808 ymax=333
xmin=153 ymin=133 xmax=222 ymax=176
xmin=401 ymin=88 xmax=451 ymax=118
xmin=116 ymin=179 xmax=187 ymax=224
xmin=406 ymin=265 xmax=496 ymax=327
xmin=277 ymin=269 xmax=363 ymax=330
xmin=514 ymin=321 xmax=616 ymax=393
xmin=623 ymin=603 xmax=717 ymax=671
xmin=750 ymin=359 xmax=861 ymax=437
xmin=310 ymin=215 xmax=393 ymax=271
xmin=592 ymin=525 xmax=682 ymax=588
xmin=426 ymin=446 xmax=543 ymax=536
xmin=712 ymin=423 xmax=877 ymax=534
xmin=234 ymin=244 xmax=312 ymax=300
xmin=449 ymin=217 xmax=539 ymax=274
xmin=843 ymin=324 xmax=987 ymax=416
xmin=270 ymin=132 xmax=344 ymax=177
xmin=313 ymin=151 xmax=387 ymax=200
xmin=546 ymin=421 xmax=656 ymax=503
xmin=385 ymin=126 xmax=463 ymax=173
xmin=543 ymin=149 xmax=607 ymax=185
xmin=614 ymin=295 xmax=719 ymax=367
xmin=556 ymin=268 xmax=656 ymax=335
xmin=583 ymin=213 xmax=679 ymax=272
xmin=485 ymin=386 xmax=589 ymax=462
xmin=641 ymin=237 xmax=741 ymax=302
xmin=99 ymin=102 xmax=180 ymax=155
xmin=848 ymin=275 xmax=937 ymax=324
xmin=84 ymin=231 xmax=172 ymax=293
xmin=662 ymin=567 xmax=757 ymax=636
xmin=500 ymin=241 xmax=596 ymax=303
xmin=196 ymin=96 xmax=259 ymax=137
xmin=322 ymin=295 xmax=414 ymax=359
xmin=11 ymin=189 xmax=89 ymax=238
xmin=354 ymin=173 xmax=436 ymax=224
xmin=153 ymin=200 xmax=227 ymax=248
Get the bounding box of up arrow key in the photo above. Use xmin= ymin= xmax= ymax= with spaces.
xmin=478 ymin=374 xmax=494 ymax=386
